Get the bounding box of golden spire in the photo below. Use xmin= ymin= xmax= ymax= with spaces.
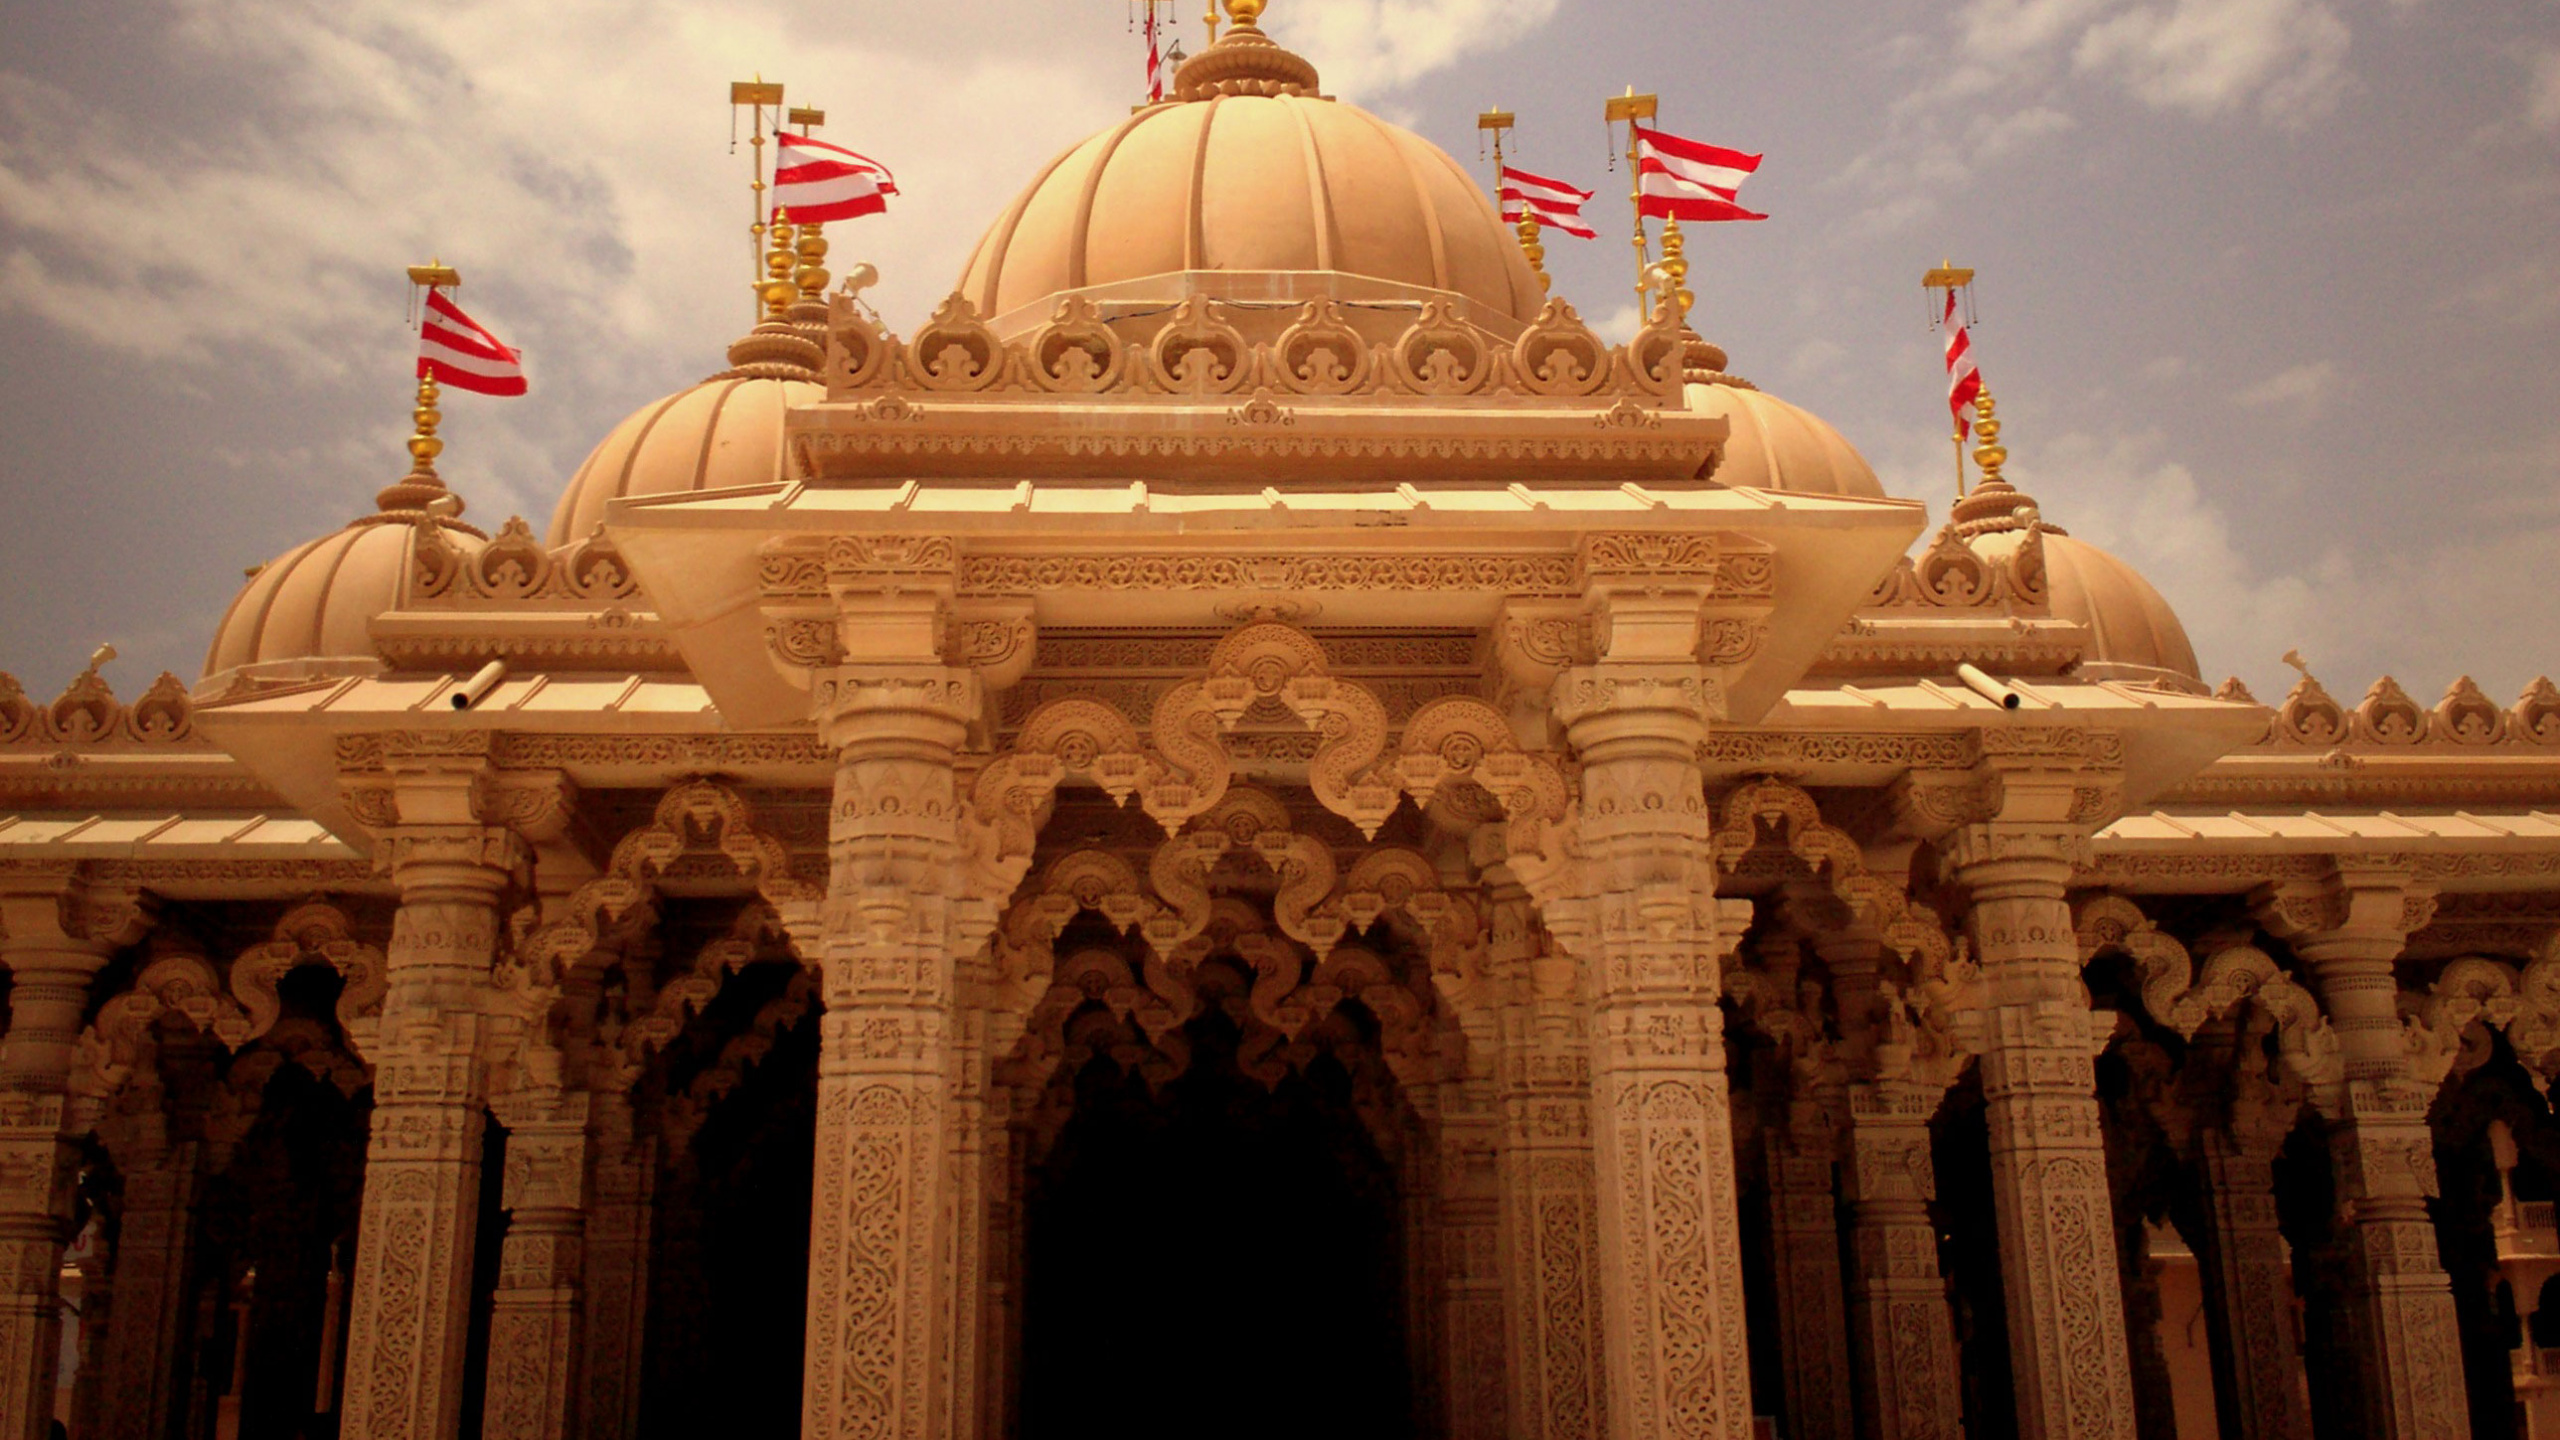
xmin=1971 ymin=390 xmax=2008 ymax=492
xmin=1519 ymin=212 xmax=1551 ymax=293
xmin=1224 ymin=0 xmax=1265 ymax=28
xmin=379 ymin=261 xmax=463 ymax=517
xmin=1659 ymin=216 xmax=1693 ymax=324
xmin=762 ymin=210 xmax=798 ymax=322
xmin=788 ymin=106 xmax=832 ymax=310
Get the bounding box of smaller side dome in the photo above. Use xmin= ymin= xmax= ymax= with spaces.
xmin=1948 ymin=394 xmax=2203 ymax=690
xmin=547 ymin=375 xmax=823 ymax=546
xmin=203 ymin=516 xmax=485 ymax=691
xmin=1967 ymin=527 xmax=2202 ymax=687
xmin=1683 ymin=380 xmax=1886 ymax=499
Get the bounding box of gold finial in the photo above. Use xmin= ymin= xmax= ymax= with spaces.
xmin=381 ymin=262 xmax=463 ymax=516
xmin=1971 ymin=391 xmax=2008 ymax=490
xmin=1223 ymin=0 xmax=1265 ymax=27
xmin=1518 ymin=212 xmax=1550 ymax=293
xmin=763 ymin=211 xmax=800 ymax=321
xmin=1659 ymin=216 xmax=1693 ymax=323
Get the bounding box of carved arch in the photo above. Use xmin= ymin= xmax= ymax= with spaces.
xmin=221 ymin=902 xmax=388 ymax=1057
xmin=515 ymin=779 xmax=820 ymax=991
xmin=73 ymin=951 xmax=247 ymax=1113
xmin=2071 ymin=895 xmax=2343 ymax=1095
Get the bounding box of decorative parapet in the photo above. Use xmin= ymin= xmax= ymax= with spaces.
xmin=1857 ymin=523 xmax=2049 ymax=614
xmin=410 ymin=516 xmax=642 ymax=607
xmin=826 ymin=292 xmax=1685 ymax=406
xmin=2230 ymin=672 xmax=2560 ymax=751
xmin=0 ymin=669 xmax=208 ymax=750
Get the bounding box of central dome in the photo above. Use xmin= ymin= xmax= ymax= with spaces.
xmin=956 ymin=22 xmax=1544 ymax=333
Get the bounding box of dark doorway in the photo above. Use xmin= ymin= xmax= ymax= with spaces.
xmin=1022 ymin=1011 xmax=1413 ymax=1440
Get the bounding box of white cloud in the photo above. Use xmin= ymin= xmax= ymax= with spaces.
xmin=2530 ymin=48 xmax=2560 ymax=134
xmin=2233 ymin=359 xmax=2337 ymax=411
xmin=2003 ymin=425 xmax=2560 ymax=698
xmin=1286 ymin=0 xmax=1564 ymax=96
xmin=2074 ymin=0 xmax=2351 ymax=126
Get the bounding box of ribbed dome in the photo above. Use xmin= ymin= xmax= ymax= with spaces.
xmin=956 ymin=28 xmax=1544 ymax=331
xmin=204 ymin=516 xmax=483 ymax=688
xmin=548 ymin=374 xmax=823 ymax=547
xmin=1963 ymin=486 xmax=2203 ymax=689
xmin=1685 ymin=381 xmax=1887 ymax=499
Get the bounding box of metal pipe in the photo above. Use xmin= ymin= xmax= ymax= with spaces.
xmin=450 ymin=660 xmax=507 ymax=710
xmin=1955 ymin=662 xmax=2023 ymax=711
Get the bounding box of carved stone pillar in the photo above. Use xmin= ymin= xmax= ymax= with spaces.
xmin=1488 ymin=879 xmax=1606 ymax=1440
xmin=801 ymin=666 xmax=996 ymax=1440
xmin=941 ymin=995 xmax=991 ymax=1440
xmin=0 ymin=867 xmax=147 ymax=1440
xmin=2256 ymin=868 xmax=2469 ymax=1440
xmin=1548 ymin=663 xmax=1755 ymax=1440
xmin=1938 ymin=787 xmax=2138 ymax=1440
xmin=95 ymin=1141 xmax=201 ymax=1440
xmin=577 ymin=1093 xmax=652 ymax=1440
xmin=2182 ymin=1044 xmax=2314 ymax=1440
xmin=1797 ymin=896 xmax=1964 ymax=1440
xmin=1435 ymin=1080 xmax=1507 ymax=1440
xmin=481 ymin=1094 xmax=590 ymax=1440
xmin=336 ymin=774 xmax=527 ymax=1440
xmin=1765 ymin=1134 xmax=1855 ymax=1440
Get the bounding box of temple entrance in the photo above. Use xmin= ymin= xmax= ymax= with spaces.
xmin=1021 ymin=1004 xmax=1417 ymax=1440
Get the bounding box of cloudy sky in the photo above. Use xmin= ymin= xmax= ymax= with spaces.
xmin=2 ymin=0 xmax=2554 ymax=705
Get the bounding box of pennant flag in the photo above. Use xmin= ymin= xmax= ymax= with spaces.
xmin=1499 ymin=165 xmax=1600 ymax=239
xmin=1943 ymin=289 xmax=1983 ymax=440
xmin=1146 ymin=5 xmax=1165 ymax=103
xmin=417 ymin=288 xmax=525 ymax=397
xmin=1634 ymin=125 xmax=1766 ymax=222
xmin=772 ymin=132 xmax=898 ymax=224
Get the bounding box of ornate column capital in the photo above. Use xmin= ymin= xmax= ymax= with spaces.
xmin=2250 ymin=863 xmax=2435 ymax=961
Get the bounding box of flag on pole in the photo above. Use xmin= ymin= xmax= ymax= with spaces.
xmin=1499 ymin=166 xmax=1600 ymax=239
xmin=1634 ymin=125 xmax=1766 ymax=222
xmin=1146 ymin=5 xmax=1165 ymax=102
xmin=1942 ymin=289 xmax=1983 ymax=440
xmin=416 ymin=288 xmax=525 ymax=397
xmin=772 ymin=132 xmax=898 ymax=223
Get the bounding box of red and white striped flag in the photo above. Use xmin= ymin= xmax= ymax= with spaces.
xmin=1146 ymin=5 xmax=1165 ymax=102
xmin=1942 ymin=289 xmax=1983 ymax=440
xmin=1634 ymin=125 xmax=1766 ymax=223
xmin=772 ymin=132 xmax=898 ymax=224
xmin=1499 ymin=166 xmax=1600 ymax=239
xmin=416 ymin=288 xmax=525 ymax=397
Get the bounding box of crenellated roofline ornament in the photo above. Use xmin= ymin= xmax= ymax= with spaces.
xmin=795 ymin=290 xmax=1720 ymax=486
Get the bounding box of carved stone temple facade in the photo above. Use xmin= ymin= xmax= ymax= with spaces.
xmin=6 ymin=14 xmax=2559 ymax=1440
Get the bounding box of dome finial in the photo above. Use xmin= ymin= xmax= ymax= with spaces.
xmin=1174 ymin=0 xmax=1318 ymax=98
xmin=1948 ymin=387 xmax=2044 ymax=535
xmin=379 ymin=259 xmax=466 ymax=518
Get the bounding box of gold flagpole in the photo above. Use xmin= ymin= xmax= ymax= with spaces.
xmin=1606 ymin=88 xmax=1658 ymax=311
xmin=1478 ymin=108 xmax=1547 ymax=292
xmin=394 ymin=260 xmax=461 ymax=507
xmin=731 ymin=77 xmax=786 ymax=322
xmin=1924 ymin=261 xmax=1976 ymax=499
